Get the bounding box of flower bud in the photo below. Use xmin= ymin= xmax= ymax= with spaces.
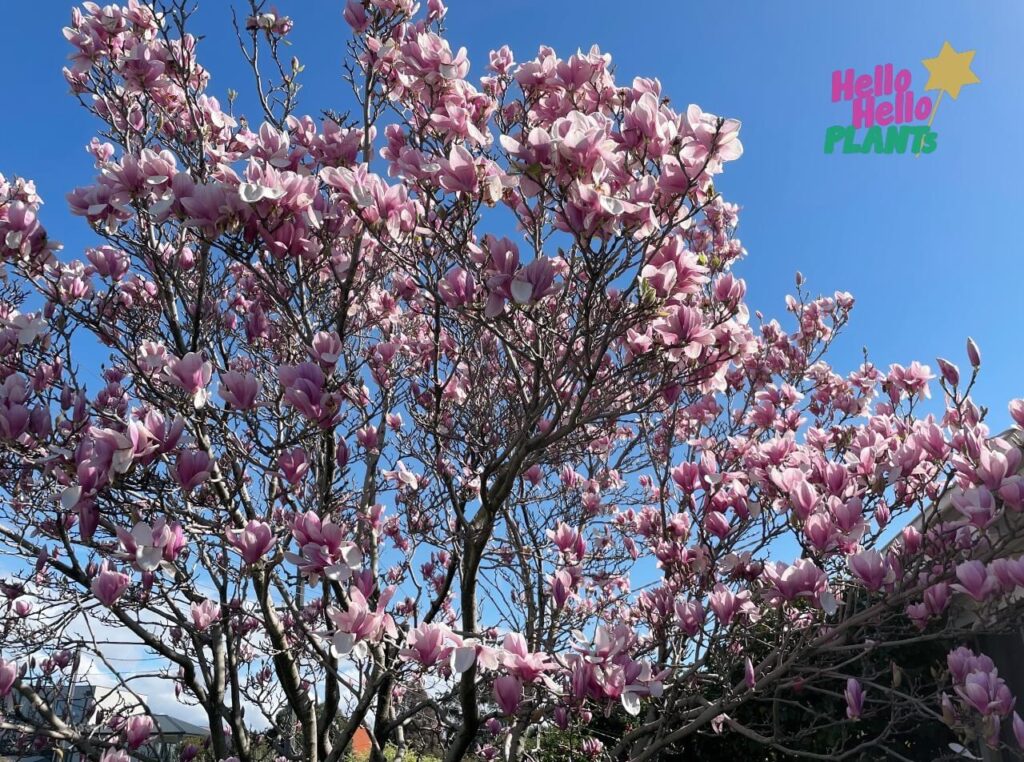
xmin=966 ymin=337 xmax=981 ymax=368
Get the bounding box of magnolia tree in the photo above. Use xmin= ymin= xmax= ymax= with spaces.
xmin=1 ymin=2 xmax=1023 ymax=761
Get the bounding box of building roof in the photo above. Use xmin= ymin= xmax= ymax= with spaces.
xmin=351 ymin=726 xmax=372 ymax=757
xmin=151 ymin=713 xmax=209 ymax=738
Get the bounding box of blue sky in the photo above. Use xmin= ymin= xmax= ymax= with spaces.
xmin=2 ymin=0 xmax=1022 ymax=424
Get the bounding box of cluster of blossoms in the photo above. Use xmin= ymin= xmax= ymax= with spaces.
xmin=0 ymin=2 xmax=1022 ymax=761
xmin=943 ymin=647 xmax=1024 ymax=750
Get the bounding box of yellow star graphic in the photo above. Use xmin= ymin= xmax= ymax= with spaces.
xmin=921 ymin=41 xmax=980 ymax=100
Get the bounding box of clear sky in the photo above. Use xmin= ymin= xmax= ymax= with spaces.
xmin=1 ymin=0 xmax=1022 ymax=424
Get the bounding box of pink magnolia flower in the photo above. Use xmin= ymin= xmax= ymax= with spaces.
xmin=218 ymin=370 xmax=261 ymax=410
xmin=0 ymin=659 xmax=17 ymax=696
xmin=74 ymin=426 xmax=135 ymax=493
xmin=998 ymin=475 xmax=1024 ymax=510
xmin=948 ymin=647 xmax=995 ymax=685
xmin=975 ymin=445 xmax=1019 ymax=492
xmin=936 ymin=357 xmax=960 ymax=386
xmin=845 ymin=678 xmax=864 ymax=719
xmin=581 ymin=737 xmax=604 ymax=758
xmin=714 ymin=272 xmax=746 ymax=304
xmin=952 ymin=487 xmax=996 ymax=529
xmin=438 ymin=266 xmax=476 ymax=308
xmin=481 ymin=236 xmax=521 ymax=317
xmin=522 ymin=464 xmax=543 ymax=485
xmin=509 ymin=257 xmax=560 ymax=306
xmin=309 ymin=331 xmax=343 ymax=371
xmin=547 ymin=522 xmax=586 ymax=561
xmin=178 ymin=181 xmax=241 ymax=236
xmin=174 ymin=449 xmax=212 ymax=492
xmin=744 ymin=657 xmax=756 ymax=690
xmin=453 ymin=638 xmax=500 ymax=675
xmin=624 ymin=326 xmax=653 ymax=357
xmin=709 ymin=583 xmax=755 ymax=626
xmin=924 ymin=582 xmax=952 ymax=617
xmin=2 ymin=310 xmax=48 ymax=346
xmin=226 ymin=520 xmax=276 ymax=565
xmin=278 ymin=446 xmax=309 ymax=485
xmin=285 ymin=511 xmax=363 ymax=584
xmin=653 ymin=305 xmax=714 ymax=362
xmin=91 ymin=568 xmax=131 ymax=606
xmin=761 ymin=559 xmax=826 ymax=604
xmin=641 ymin=260 xmax=678 ymax=299
xmin=886 ymin=361 xmax=935 ymax=400
xmin=704 ymin=510 xmax=731 ymax=539
xmin=245 ymin=7 xmax=292 ymax=35
xmin=906 ymin=601 xmax=930 ymax=630
xmin=991 ymin=556 xmax=1024 ymax=589
xmin=439 ymin=145 xmax=478 ymax=195
xmin=400 ymin=28 xmax=470 ymax=84
xmin=400 ymin=622 xmax=453 ymax=667
xmin=804 ymin=513 xmax=837 ymax=552
xmin=100 ymin=750 xmax=131 ymax=762
xmin=329 ymin=587 xmax=394 ymax=657
xmin=952 ymin=560 xmax=1000 ymax=602
xmin=493 ymin=675 xmax=522 ymax=715
xmin=674 ymin=598 xmax=705 ymax=637
xmin=342 ymin=0 xmax=368 ymax=30
xmin=549 ymin=568 xmax=574 ymax=609
xmin=384 ymin=460 xmax=419 ymax=490
xmin=320 ymin=164 xmax=373 ymax=208
xmin=278 ymin=362 xmax=337 ymax=426
xmin=139 ymin=410 xmax=185 ymax=453
xmin=115 ymin=519 xmax=184 ymax=571
xmin=86 ymin=245 xmax=130 ymax=280
xmin=124 ymin=714 xmax=153 ymax=750
xmin=967 ymin=337 xmax=982 ymax=367
xmin=956 ymin=669 xmax=1014 ymax=717
xmin=847 ymin=549 xmax=887 ymax=592
xmin=901 ymin=525 xmax=922 ymax=554
xmin=191 ymin=599 xmax=221 ymax=631
xmin=165 ymin=352 xmax=213 ymax=405
xmin=1010 ymin=399 xmax=1024 ymax=428
xmin=682 ymin=104 xmax=744 ymax=168
xmin=501 ymin=632 xmax=554 ymax=682
xmin=488 ymin=44 xmax=514 ymax=74
xmin=670 ymin=461 xmax=702 ymax=492
xmin=788 ymin=480 xmax=820 ymax=521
